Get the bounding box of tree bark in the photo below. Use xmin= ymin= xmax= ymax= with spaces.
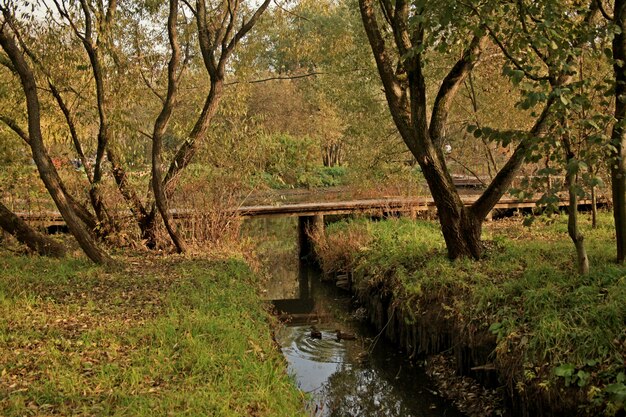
xmin=612 ymin=0 xmax=626 ymax=263
xmin=152 ymin=0 xmax=186 ymax=253
xmin=359 ymin=0 xmax=576 ymax=259
xmin=0 ymin=201 xmax=66 ymax=257
xmin=0 ymin=23 xmax=112 ymax=265
xmin=563 ymin=131 xmax=589 ymax=275
xmin=0 ymin=113 xmax=99 ymax=233
xmin=161 ymin=0 xmax=271 ymax=195
xmin=591 ymin=184 xmax=598 ymax=229
xmin=359 ymin=0 xmax=503 ymax=259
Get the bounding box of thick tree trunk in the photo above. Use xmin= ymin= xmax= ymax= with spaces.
xmin=0 ymin=26 xmax=112 ymax=265
xmin=358 ymin=0 xmax=578 ymax=261
xmin=0 ymin=201 xmax=66 ymax=257
xmin=417 ymin=140 xmax=484 ymax=259
xmin=613 ymin=0 xmax=626 ymax=263
xmin=441 ymin=206 xmax=483 ymax=260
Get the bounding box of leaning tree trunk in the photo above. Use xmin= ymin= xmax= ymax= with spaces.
xmin=0 ymin=201 xmax=66 ymax=257
xmin=151 ymin=0 xmax=186 ymax=253
xmin=612 ymin=0 xmax=626 ymax=263
xmin=0 ymin=25 xmax=112 ymax=265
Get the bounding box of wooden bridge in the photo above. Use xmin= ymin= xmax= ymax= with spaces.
xmin=235 ymin=195 xmax=593 ymax=218
xmin=15 ymin=194 xmax=597 ymax=230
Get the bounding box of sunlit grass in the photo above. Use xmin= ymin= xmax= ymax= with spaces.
xmin=317 ymin=212 xmax=626 ymax=412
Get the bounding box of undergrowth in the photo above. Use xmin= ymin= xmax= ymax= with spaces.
xmin=314 ymin=213 xmax=626 ymax=415
xmin=0 ymin=253 xmax=305 ymax=416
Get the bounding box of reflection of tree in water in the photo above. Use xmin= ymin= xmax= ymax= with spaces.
xmin=320 ymin=363 xmax=412 ymax=417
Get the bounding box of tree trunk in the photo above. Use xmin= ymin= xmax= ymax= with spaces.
xmin=441 ymin=206 xmax=484 ymax=260
xmin=0 ymin=26 xmax=112 ymax=265
xmin=358 ymin=0 xmax=528 ymax=259
xmin=323 ymin=143 xmax=342 ymax=167
xmin=612 ymin=0 xmax=626 ymax=264
xmin=591 ymin=184 xmax=598 ymax=229
xmin=139 ymin=209 xmax=158 ymax=249
xmin=0 ymin=201 xmax=66 ymax=257
xmin=162 ymin=80 xmax=224 ymax=195
xmin=152 ymin=0 xmax=186 ymax=253
xmin=567 ymin=185 xmax=590 ymax=274
xmin=563 ymin=135 xmax=589 ymax=275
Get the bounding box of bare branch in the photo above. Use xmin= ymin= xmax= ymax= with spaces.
xmin=181 ymin=0 xmax=196 ymax=15
xmin=226 ymin=0 xmax=271 ymax=55
xmin=0 ymin=114 xmax=29 ymax=144
xmin=597 ymin=0 xmax=614 ymax=20
xmin=447 ymin=155 xmax=487 ymax=187
xmin=224 ymin=68 xmax=372 ymax=86
xmin=139 ymin=68 xmax=166 ymax=103
xmin=516 ymin=0 xmax=549 ymax=65
xmin=273 ymin=0 xmax=311 ymax=22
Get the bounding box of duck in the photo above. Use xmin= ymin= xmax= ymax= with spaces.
xmin=310 ymin=326 xmax=322 ymax=339
xmin=335 ymin=329 xmax=356 ymax=341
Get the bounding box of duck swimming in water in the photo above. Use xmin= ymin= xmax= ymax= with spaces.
xmin=335 ymin=329 xmax=356 ymax=341
xmin=310 ymin=326 xmax=322 ymax=339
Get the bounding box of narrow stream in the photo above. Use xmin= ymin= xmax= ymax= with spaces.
xmin=243 ymin=217 xmax=464 ymax=417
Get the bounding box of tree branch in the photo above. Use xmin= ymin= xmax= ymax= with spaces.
xmin=471 ymin=95 xmax=556 ymax=219
xmin=597 ymin=0 xmax=614 ymax=20
xmin=152 ymin=0 xmax=186 ymax=253
xmin=0 ymin=114 xmax=29 ymax=144
xmin=430 ymin=34 xmax=488 ymax=147
xmin=358 ymin=0 xmax=411 ymax=136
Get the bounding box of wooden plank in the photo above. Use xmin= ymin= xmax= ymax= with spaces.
xmin=14 ymin=196 xmax=601 ymax=225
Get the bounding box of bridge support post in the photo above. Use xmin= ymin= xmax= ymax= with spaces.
xmin=427 ymin=205 xmax=437 ymax=220
xmin=298 ymin=214 xmax=324 ymax=262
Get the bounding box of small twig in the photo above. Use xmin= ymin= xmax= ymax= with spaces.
xmin=273 ymin=0 xmax=311 ymax=22
xmin=447 ymin=155 xmax=488 ymax=187
xmin=225 ymin=68 xmax=371 ymax=86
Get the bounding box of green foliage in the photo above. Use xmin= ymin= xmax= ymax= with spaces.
xmin=248 ymin=133 xmax=347 ymax=189
xmin=316 ymin=214 xmax=626 ymax=414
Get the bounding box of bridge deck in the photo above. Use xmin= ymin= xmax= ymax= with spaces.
xmin=236 ymin=195 xmax=594 ymax=217
xmin=15 ymin=195 xmax=595 ymax=225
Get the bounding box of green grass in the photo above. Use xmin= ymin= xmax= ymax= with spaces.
xmin=0 ymin=253 xmax=305 ymax=416
xmin=318 ymin=213 xmax=626 ymax=413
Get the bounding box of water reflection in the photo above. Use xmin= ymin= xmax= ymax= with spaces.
xmin=243 ymin=217 xmax=464 ymax=417
xmin=276 ymin=308 xmax=464 ymax=417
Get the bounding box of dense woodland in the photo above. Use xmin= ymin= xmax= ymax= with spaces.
xmin=2 ymin=2 xmax=626 ymax=416
xmin=0 ymin=0 xmax=624 ymax=271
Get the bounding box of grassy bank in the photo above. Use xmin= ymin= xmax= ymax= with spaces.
xmin=313 ymin=213 xmax=626 ymax=415
xmin=0 ymin=253 xmax=304 ymax=416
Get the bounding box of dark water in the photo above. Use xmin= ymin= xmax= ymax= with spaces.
xmin=243 ymin=217 xmax=464 ymax=417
